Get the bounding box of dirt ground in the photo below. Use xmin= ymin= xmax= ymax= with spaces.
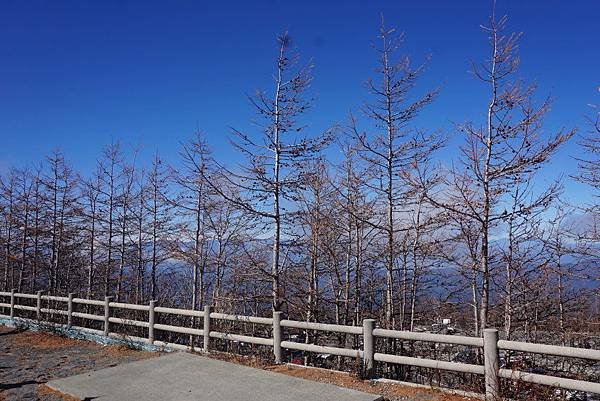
xmin=0 ymin=325 xmax=474 ymax=401
xmin=0 ymin=326 xmax=155 ymax=401
xmin=205 ymin=351 xmax=475 ymax=401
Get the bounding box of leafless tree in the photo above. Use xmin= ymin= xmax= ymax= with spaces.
xmin=421 ymin=9 xmax=574 ymax=331
xmin=97 ymin=142 xmax=124 ymax=297
xmin=207 ymin=32 xmax=333 ymax=311
xmin=115 ymin=159 xmax=136 ymax=302
xmin=575 ymin=98 xmax=600 ymax=194
xmin=43 ymin=150 xmax=78 ymax=294
xmin=354 ymin=16 xmax=441 ymax=329
xmin=29 ymin=164 xmax=43 ymax=293
xmin=146 ymin=153 xmax=173 ymax=301
xmin=81 ymin=167 xmax=102 ymax=298
xmin=15 ymin=168 xmax=33 ymax=292
xmin=0 ymin=170 xmax=17 ymax=291
xmin=173 ymin=134 xmax=213 ymax=311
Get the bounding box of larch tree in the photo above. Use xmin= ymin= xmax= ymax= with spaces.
xmin=335 ymin=137 xmax=378 ymax=327
xmin=205 ymin=181 xmax=255 ymax=310
xmin=295 ymin=157 xmax=333 ymax=348
xmin=132 ymin=167 xmax=147 ymax=303
xmin=500 ymin=176 xmax=551 ymax=340
xmin=97 ymin=142 xmax=124 ymax=297
xmin=146 ymin=152 xmax=172 ymax=302
xmin=208 ymin=32 xmax=332 ymax=311
xmin=81 ymin=166 xmax=103 ymax=298
xmin=0 ymin=170 xmax=17 ymax=291
xmin=29 ymin=165 xmax=43 ymax=293
xmin=575 ymin=94 xmax=600 ymax=284
xmin=576 ymin=98 xmax=600 ymax=195
xmin=354 ymin=17 xmax=440 ymax=329
xmin=43 ymin=150 xmax=78 ymax=294
xmin=422 ymin=10 xmax=574 ymax=331
xmin=173 ymin=133 xmax=213 ymax=311
xmin=115 ymin=160 xmax=136 ymax=302
xmin=15 ymin=168 xmax=33 ymax=292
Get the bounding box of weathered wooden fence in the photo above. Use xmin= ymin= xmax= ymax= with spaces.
xmin=1 ymin=290 xmax=599 ymax=400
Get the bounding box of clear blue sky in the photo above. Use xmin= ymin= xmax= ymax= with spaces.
xmin=0 ymin=0 xmax=598 ymax=201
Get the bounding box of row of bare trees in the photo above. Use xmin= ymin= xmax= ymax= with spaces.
xmin=0 ymin=11 xmax=598 ymax=344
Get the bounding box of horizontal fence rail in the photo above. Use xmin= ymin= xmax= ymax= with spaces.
xmin=154 ymin=306 xmax=204 ymax=318
xmin=280 ymin=319 xmax=363 ymax=335
xmin=374 ymin=353 xmax=485 ymax=375
xmin=1 ymin=290 xmax=599 ymax=400
xmin=498 ymin=339 xmax=600 ymax=361
xmin=373 ymin=328 xmax=484 ymax=347
xmin=211 ymin=312 xmax=273 ymax=325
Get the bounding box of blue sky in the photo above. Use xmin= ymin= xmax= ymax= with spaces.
xmin=0 ymin=0 xmax=598 ymax=202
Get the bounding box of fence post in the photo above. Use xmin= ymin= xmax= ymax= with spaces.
xmin=484 ymin=328 xmax=500 ymax=401
xmin=148 ymin=300 xmax=156 ymax=344
xmin=203 ymin=305 xmax=211 ymax=352
xmin=273 ymin=311 xmax=282 ymax=364
xmin=36 ymin=290 xmax=43 ymax=321
xmin=9 ymin=289 xmax=15 ymax=319
xmin=363 ymin=319 xmax=375 ymax=378
xmin=104 ymin=296 xmax=112 ymax=337
xmin=67 ymin=293 xmax=74 ymax=328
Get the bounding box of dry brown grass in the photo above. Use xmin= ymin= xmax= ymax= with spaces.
xmin=202 ymin=351 xmax=475 ymax=401
xmin=268 ymin=365 xmax=476 ymax=401
xmin=202 ymin=349 xmax=269 ymax=369
xmin=37 ymin=385 xmax=81 ymax=401
xmin=99 ymin=343 xmax=157 ymax=359
xmin=11 ymin=331 xmax=93 ymax=349
xmin=11 ymin=329 xmax=156 ymax=360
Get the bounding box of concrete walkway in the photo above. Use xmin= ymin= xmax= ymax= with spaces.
xmin=47 ymin=353 xmax=382 ymax=401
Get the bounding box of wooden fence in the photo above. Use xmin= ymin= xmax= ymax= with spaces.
xmin=1 ymin=290 xmax=599 ymax=400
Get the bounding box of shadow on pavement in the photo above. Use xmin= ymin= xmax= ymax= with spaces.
xmin=0 ymin=380 xmax=45 ymax=390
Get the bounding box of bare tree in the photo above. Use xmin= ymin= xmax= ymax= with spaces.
xmin=29 ymin=165 xmax=43 ymax=292
xmin=500 ymin=177 xmax=549 ymax=340
xmin=421 ymin=10 xmax=574 ymax=331
xmin=15 ymin=168 xmax=33 ymax=291
xmin=574 ymin=94 xmax=600 ymax=287
xmin=0 ymin=170 xmax=17 ymax=291
xmin=115 ymin=159 xmax=136 ymax=302
xmin=332 ymin=136 xmax=380 ymax=330
xmin=354 ymin=16 xmax=440 ymax=329
xmin=208 ymin=32 xmax=332 ymax=311
xmin=145 ymin=153 xmax=172 ymax=301
xmin=173 ymin=134 xmax=213 ymax=311
xmin=294 ymin=158 xmax=333 ymax=353
xmin=205 ymin=183 xmax=254 ymax=309
xmin=97 ymin=142 xmax=124 ymax=297
xmin=81 ymin=167 xmax=102 ymax=298
xmin=43 ymin=150 xmax=78 ymax=294
xmin=575 ymin=98 xmax=600 ymax=194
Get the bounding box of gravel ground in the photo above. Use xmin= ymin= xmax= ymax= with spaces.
xmin=0 ymin=325 xmax=155 ymax=400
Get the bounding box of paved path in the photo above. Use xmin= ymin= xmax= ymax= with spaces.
xmin=48 ymin=352 xmax=382 ymax=401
